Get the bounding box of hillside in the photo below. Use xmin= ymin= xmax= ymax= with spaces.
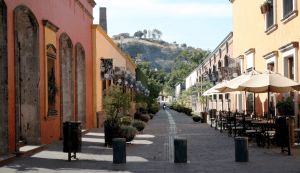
xmin=113 ymin=38 xmax=190 ymax=73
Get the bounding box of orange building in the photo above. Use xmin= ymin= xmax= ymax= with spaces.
xmin=0 ymin=0 xmax=95 ymax=157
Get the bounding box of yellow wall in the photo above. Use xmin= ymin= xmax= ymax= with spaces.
xmin=44 ymin=27 xmax=57 ymax=117
xmin=232 ymin=0 xmax=300 ymax=115
xmin=92 ymin=25 xmax=136 ymax=127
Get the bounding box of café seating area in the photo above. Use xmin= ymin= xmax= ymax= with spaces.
xmin=203 ymin=109 xmax=298 ymax=154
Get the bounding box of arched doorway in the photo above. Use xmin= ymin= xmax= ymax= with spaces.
xmin=75 ymin=43 xmax=86 ymax=129
xmin=0 ymin=0 xmax=8 ymax=155
xmin=14 ymin=5 xmax=41 ymax=148
xmin=60 ymin=33 xmax=74 ymax=136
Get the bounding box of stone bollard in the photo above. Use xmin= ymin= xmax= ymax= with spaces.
xmin=113 ymin=138 xmax=126 ymax=164
xmin=174 ymin=137 xmax=187 ymax=163
xmin=235 ymin=137 xmax=249 ymax=162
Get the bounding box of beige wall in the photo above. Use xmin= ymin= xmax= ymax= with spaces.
xmin=92 ymin=25 xmax=135 ymax=127
xmin=232 ymin=0 xmax=300 ymax=118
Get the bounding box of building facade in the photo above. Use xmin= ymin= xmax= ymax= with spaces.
xmin=230 ymin=0 xmax=300 ymax=126
xmin=0 ymin=0 xmax=95 ymax=156
xmin=92 ymin=25 xmax=137 ymax=128
xmin=196 ymin=32 xmax=237 ymax=113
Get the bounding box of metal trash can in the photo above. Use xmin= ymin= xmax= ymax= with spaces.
xmin=235 ymin=137 xmax=249 ymax=162
xmin=63 ymin=121 xmax=82 ymax=161
xmin=113 ymin=138 xmax=126 ymax=164
xmin=275 ymin=116 xmax=289 ymax=147
xmin=174 ymin=137 xmax=187 ymax=163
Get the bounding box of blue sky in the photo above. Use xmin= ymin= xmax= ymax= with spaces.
xmin=93 ymin=0 xmax=233 ymax=51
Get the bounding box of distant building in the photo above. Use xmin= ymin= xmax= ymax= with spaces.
xmin=175 ymin=82 xmax=186 ymax=100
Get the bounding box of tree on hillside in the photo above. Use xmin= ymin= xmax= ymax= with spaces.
xmin=152 ymin=32 xmax=156 ymax=40
xmin=136 ymin=62 xmax=167 ymax=98
xmin=143 ymin=29 xmax=147 ymax=38
xmin=119 ymin=33 xmax=130 ymax=38
xmin=181 ymin=43 xmax=187 ymax=47
xmin=135 ymin=53 xmax=145 ymax=62
xmin=134 ymin=31 xmax=144 ymax=39
xmin=152 ymin=29 xmax=162 ymax=40
xmin=164 ymin=49 xmax=210 ymax=96
xmin=148 ymin=30 xmax=152 ymax=38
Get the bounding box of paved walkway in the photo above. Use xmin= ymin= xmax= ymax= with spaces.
xmin=1 ymin=103 xmax=300 ymax=172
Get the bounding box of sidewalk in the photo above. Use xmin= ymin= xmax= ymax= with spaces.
xmin=1 ymin=107 xmax=300 ymax=172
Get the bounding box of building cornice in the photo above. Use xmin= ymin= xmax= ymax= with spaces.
xmin=263 ymin=51 xmax=278 ymax=60
xmin=238 ymin=55 xmax=244 ymax=59
xmin=187 ymin=32 xmax=233 ymax=78
xmin=244 ymin=48 xmax=255 ymax=55
xmin=87 ymin=0 xmax=96 ymax=7
xmin=42 ymin=20 xmax=59 ymax=33
xmin=279 ymin=42 xmax=299 ymax=53
xmin=125 ymin=54 xmax=137 ymax=69
xmin=75 ymin=0 xmax=94 ymax=19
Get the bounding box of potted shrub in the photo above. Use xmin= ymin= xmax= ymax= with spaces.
xmin=263 ymin=0 xmax=271 ymax=13
xmin=141 ymin=114 xmax=150 ymax=122
xmin=119 ymin=116 xmax=132 ymax=126
xmin=149 ymin=113 xmax=154 ymax=119
xmin=119 ymin=125 xmax=137 ymax=142
xmin=133 ymin=121 xmax=146 ymax=132
xmin=276 ymin=97 xmax=294 ymax=116
xmin=192 ymin=114 xmax=201 ymax=122
xmin=103 ymin=85 xmax=132 ymax=147
xmin=260 ymin=4 xmax=264 ymax=14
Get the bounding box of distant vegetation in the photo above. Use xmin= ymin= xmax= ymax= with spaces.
xmin=112 ymin=29 xmax=200 ymax=73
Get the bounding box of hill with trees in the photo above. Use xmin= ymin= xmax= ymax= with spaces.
xmin=112 ymin=29 xmax=201 ymax=73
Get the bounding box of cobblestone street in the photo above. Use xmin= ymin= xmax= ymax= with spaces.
xmin=1 ymin=104 xmax=300 ymax=173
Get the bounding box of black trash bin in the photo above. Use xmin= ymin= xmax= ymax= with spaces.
xmin=275 ymin=116 xmax=291 ymax=155
xmin=235 ymin=137 xmax=249 ymax=162
xmin=63 ymin=121 xmax=82 ymax=161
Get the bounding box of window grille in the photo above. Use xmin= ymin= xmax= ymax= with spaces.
xmin=283 ymin=0 xmax=293 ymax=17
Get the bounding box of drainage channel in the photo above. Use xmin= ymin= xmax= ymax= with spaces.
xmin=166 ymin=110 xmax=178 ymax=162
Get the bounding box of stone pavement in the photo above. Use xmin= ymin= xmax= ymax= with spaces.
xmin=1 ymin=103 xmax=300 ymax=173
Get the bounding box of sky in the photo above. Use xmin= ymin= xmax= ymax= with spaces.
xmin=93 ymin=0 xmax=233 ymax=51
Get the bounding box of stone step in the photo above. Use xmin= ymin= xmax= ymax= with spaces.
xmin=19 ymin=140 xmax=25 ymax=147
xmin=0 ymin=154 xmax=16 ymax=165
xmin=82 ymin=129 xmax=90 ymax=135
xmin=14 ymin=145 xmax=46 ymax=157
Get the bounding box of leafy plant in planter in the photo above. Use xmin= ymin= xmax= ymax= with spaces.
xmin=276 ymin=97 xmax=294 ymax=116
xmin=263 ymin=0 xmax=271 ymax=13
xmin=118 ymin=116 xmax=132 ymax=126
xmin=119 ymin=125 xmax=137 ymax=142
xmin=141 ymin=114 xmax=150 ymax=122
xmin=103 ymin=85 xmax=132 ymax=146
xmin=133 ymin=121 xmax=146 ymax=132
xmin=192 ymin=114 xmax=201 ymax=122
xmin=149 ymin=113 xmax=154 ymax=119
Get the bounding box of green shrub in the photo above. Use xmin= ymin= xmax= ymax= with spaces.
xmin=133 ymin=121 xmax=146 ymax=131
xmin=118 ymin=116 xmax=132 ymax=125
xmin=119 ymin=125 xmax=137 ymax=142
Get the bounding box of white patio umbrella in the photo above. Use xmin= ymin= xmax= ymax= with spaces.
xmin=216 ymin=70 xmax=262 ymax=93
xmin=221 ymin=70 xmax=300 ymax=117
xmin=203 ymin=80 xmax=228 ymax=96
